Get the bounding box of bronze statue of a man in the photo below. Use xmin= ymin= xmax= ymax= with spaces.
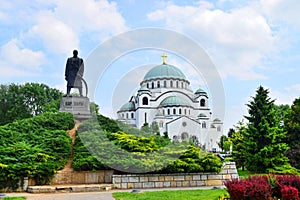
xmin=65 ymin=50 xmax=84 ymax=96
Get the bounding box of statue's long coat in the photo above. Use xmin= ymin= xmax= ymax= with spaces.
xmin=65 ymin=57 xmax=84 ymax=88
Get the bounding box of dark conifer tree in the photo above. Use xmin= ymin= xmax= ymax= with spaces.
xmin=242 ymin=86 xmax=290 ymax=172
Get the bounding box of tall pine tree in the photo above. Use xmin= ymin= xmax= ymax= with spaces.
xmin=242 ymin=86 xmax=290 ymax=173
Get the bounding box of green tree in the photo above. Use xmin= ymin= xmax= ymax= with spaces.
xmin=284 ymin=97 xmax=300 ymax=169
xmin=242 ymin=86 xmax=290 ymax=173
xmin=151 ymin=121 xmax=160 ymax=135
xmin=285 ymin=97 xmax=300 ymax=146
xmin=229 ymin=121 xmax=247 ymax=170
xmin=90 ymin=102 xmax=100 ymax=115
xmin=274 ymin=104 xmax=291 ymax=127
xmin=0 ymin=83 xmax=62 ymax=125
xmin=141 ymin=122 xmax=150 ymax=133
xmin=218 ymin=135 xmax=228 ymax=152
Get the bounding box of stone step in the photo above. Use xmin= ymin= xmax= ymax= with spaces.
xmin=27 ymin=184 xmax=113 ymax=193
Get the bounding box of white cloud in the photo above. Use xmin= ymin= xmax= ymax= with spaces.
xmin=270 ymin=84 xmax=300 ymax=105
xmin=29 ymin=14 xmax=79 ymax=54
xmin=54 ymin=0 xmax=127 ymax=34
xmin=0 ymin=39 xmax=45 ymax=76
xmin=26 ymin=0 xmax=127 ymax=54
xmin=148 ymin=2 xmax=276 ymax=80
xmin=261 ymin=0 xmax=300 ymax=28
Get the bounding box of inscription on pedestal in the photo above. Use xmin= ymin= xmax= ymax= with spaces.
xmin=59 ymin=96 xmax=92 ymax=120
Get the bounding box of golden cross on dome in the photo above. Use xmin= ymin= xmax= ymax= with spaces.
xmin=161 ymin=53 xmax=167 ymax=64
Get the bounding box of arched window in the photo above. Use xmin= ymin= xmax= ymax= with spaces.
xmin=126 ymin=113 xmax=128 ymax=119
xmin=179 ymin=108 xmax=182 ymax=115
xmin=202 ymin=121 xmax=206 ymax=128
xmin=217 ymin=126 xmax=221 ymax=132
xmin=170 ymin=81 xmax=173 ymax=87
xmin=176 ymin=81 xmax=179 ymax=88
xmin=167 ymin=109 xmax=170 ymax=115
xmin=157 ymin=81 xmax=160 ymax=88
xmin=181 ymin=132 xmax=189 ymax=140
xmin=181 ymin=82 xmax=184 ymax=88
xmin=151 ymin=82 xmax=154 ymax=89
xmin=200 ymin=99 xmax=206 ymax=107
xmin=184 ymin=109 xmax=187 ymax=115
xmin=131 ymin=113 xmax=134 ymax=119
xmin=164 ymin=81 xmax=167 ymax=87
xmin=147 ymin=83 xmax=149 ymax=88
xmin=173 ymin=108 xmax=176 ymax=115
xmin=142 ymin=97 xmax=148 ymax=105
xmin=163 ymin=109 xmax=165 ymax=115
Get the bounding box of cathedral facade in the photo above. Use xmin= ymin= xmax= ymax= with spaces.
xmin=117 ymin=55 xmax=223 ymax=151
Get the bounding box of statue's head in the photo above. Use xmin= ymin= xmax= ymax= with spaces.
xmin=73 ymin=50 xmax=78 ymax=57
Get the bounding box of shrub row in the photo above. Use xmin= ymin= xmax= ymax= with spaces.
xmin=225 ymin=175 xmax=300 ymax=200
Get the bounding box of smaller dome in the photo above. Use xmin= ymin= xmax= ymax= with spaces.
xmin=120 ymin=101 xmax=135 ymax=111
xmin=138 ymin=86 xmax=150 ymax=92
xmin=195 ymin=88 xmax=207 ymax=94
xmin=160 ymin=96 xmax=190 ymax=107
xmin=198 ymin=113 xmax=207 ymax=118
xmin=213 ymin=118 xmax=221 ymax=122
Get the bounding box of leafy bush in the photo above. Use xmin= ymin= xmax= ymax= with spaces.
xmin=0 ymin=112 xmax=74 ymax=190
xmin=225 ymin=175 xmax=300 ymax=200
xmin=281 ymin=186 xmax=299 ymax=200
xmin=273 ymin=175 xmax=300 ymax=198
xmin=285 ymin=145 xmax=300 ymax=169
xmin=72 ymin=116 xmax=222 ymax=173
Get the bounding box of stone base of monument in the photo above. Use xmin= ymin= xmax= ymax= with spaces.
xmin=59 ymin=96 xmax=92 ymax=120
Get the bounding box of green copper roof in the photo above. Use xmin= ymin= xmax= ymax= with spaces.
xmin=160 ymin=96 xmax=190 ymax=107
xmin=198 ymin=113 xmax=207 ymax=117
xmin=195 ymin=88 xmax=207 ymax=94
xmin=143 ymin=64 xmax=187 ymax=81
xmin=138 ymin=86 xmax=150 ymax=92
xmin=120 ymin=101 xmax=135 ymax=111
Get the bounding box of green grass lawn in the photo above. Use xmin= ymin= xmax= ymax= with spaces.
xmin=113 ymin=189 xmax=227 ymax=200
xmin=3 ymin=197 xmax=26 ymax=200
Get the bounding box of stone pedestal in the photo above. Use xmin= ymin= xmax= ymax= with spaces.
xmin=59 ymin=96 xmax=92 ymax=120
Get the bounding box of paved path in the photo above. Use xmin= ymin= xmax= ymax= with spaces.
xmin=4 ymin=186 xmax=225 ymax=200
xmin=5 ymin=191 xmax=115 ymax=200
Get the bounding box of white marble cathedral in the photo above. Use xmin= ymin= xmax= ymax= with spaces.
xmin=117 ymin=54 xmax=223 ymax=151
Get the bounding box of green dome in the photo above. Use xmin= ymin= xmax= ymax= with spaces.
xmin=213 ymin=118 xmax=221 ymax=122
xmin=198 ymin=113 xmax=207 ymax=118
xmin=120 ymin=101 xmax=135 ymax=111
xmin=143 ymin=64 xmax=187 ymax=81
xmin=138 ymin=86 xmax=150 ymax=92
xmin=195 ymin=88 xmax=207 ymax=94
xmin=160 ymin=96 xmax=190 ymax=107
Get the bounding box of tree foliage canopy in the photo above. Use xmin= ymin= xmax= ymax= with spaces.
xmin=0 ymin=83 xmax=62 ymax=125
xmin=241 ymin=86 xmax=292 ymax=173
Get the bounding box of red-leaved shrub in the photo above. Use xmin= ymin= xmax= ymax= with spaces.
xmin=281 ymin=185 xmax=299 ymax=200
xmin=225 ymin=175 xmax=300 ymax=200
xmin=274 ymin=175 xmax=300 ymax=198
xmin=224 ymin=176 xmax=272 ymax=200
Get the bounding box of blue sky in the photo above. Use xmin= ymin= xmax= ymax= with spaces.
xmin=1 ymin=0 xmax=300 ymax=133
